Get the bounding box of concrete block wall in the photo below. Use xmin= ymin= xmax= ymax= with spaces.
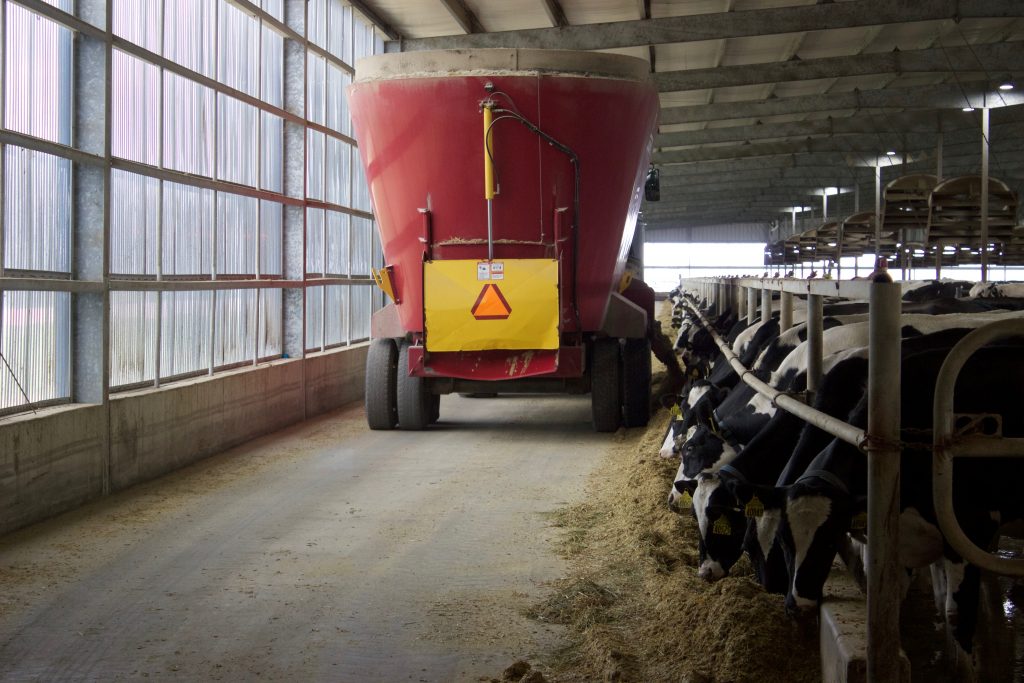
xmin=0 ymin=344 xmax=369 ymax=536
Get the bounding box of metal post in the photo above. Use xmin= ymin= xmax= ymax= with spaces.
xmin=866 ymin=274 xmax=903 ymax=683
xmin=760 ymin=286 xmax=772 ymax=324
xmin=874 ymin=159 xmax=882 ymax=265
xmin=806 ymin=294 xmax=823 ymax=395
xmin=791 ymin=207 xmax=797 ymax=232
xmin=981 ymin=106 xmax=990 ymax=283
xmin=936 ymin=129 xmax=943 ymax=182
xmin=746 ymin=286 xmax=757 ymax=325
xmin=780 ymin=291 xmax=793 ymax=332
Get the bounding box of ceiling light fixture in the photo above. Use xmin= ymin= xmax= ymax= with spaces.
xmin=999 ymin=82 xmax=1014 ymax=91
xmin=885 ymin=150 xmax=896 ymax=156
xmin=962 ymin=106 xmax=976 ymax=112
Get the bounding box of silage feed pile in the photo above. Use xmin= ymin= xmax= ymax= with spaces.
xmin=524 ymin=301 xmax=820 ymax=683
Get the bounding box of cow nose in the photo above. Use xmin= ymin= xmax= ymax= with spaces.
xmin=697 ymin=564 xmax=716 ymax=582
xmin=667 ymin=493 xmax=680 ymax=514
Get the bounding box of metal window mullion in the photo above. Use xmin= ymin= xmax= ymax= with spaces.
xmin=0 ymin=0 xmax=6 ymax=282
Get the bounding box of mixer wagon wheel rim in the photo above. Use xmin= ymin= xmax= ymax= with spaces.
xmin=621 ymin=338 xmax=652 ymax=428
xmin=365 ymin=338 xmax=399 ymax=430
xmin=396 ymin=341 xmax=431 ymax=431
xmin=591 ymin=338 xmax=623 ymax=432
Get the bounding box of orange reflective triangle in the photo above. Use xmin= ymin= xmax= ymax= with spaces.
xmin=471 ymin=284 xmax=512 ymax=320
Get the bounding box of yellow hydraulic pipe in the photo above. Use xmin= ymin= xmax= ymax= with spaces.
xmin=483 ymin=104 xmax=495 ymax=200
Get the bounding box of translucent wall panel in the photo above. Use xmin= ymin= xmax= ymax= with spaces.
xmin=325 ymin=285 xmax=348 ymax=346
xmin=307 ymin=52 xmax=326 ymax=126
xmin=351 ymin=216 xmax=373 ymax=276
xmin=112 ymin=0 xmax=162 ymax=53
xmin=308 ymin=0 xmax=328 ymax=49
xmin=259 ymin=288 xmax=283 ymax=358
xmin=112 ymin=50 xmax=161 ymax=166
xmin=110 ymin=169 xmax=160 ymax=276
xmin=353 ymin=14 xmax=375 ymax=61
xmin=217 ymin=94 xmax=258 ymax=186
xmin=218 ymin=2 xmax=260 ymax=98
xmin=216 ymin=193 xmax=258 ymax=275
xmin=0 ymin=291 xmax=70 ymax=411
xmin=307 ymin=129 xmax=325 ymax=200
xmin=261 ymin=112 xmax=283 ymax=192
xmin=326 ymin=63 xmax=351 ymax=136
xmin=110 ymin=291 xmax=157 ymax=387
xmin=215 ymin=289 xmax=256 ymax=367
xmin=326 ymin=211 xmax=349 ymax=275
xmin=163 ymin=71 xmax=215 ymax=177
xmin=306 ymin=285 xmax=324 ymax=350
xmin=164 ymin=0 xmax=216 ymax=79
xmin=4 ymin=4 xmax=72 ymax=144
xmin=163 ymin=182 xmax=214 ymax=275
xmin=261 ymin=0 xmax=284 ymax=23
xmin=260 ymin=200 xmax=283 ymax=276
xmin=3 ymin=146 xmax=71 ymax=273
xmin=306 ymin=207 xmax=325 ymax=276
xmin=351 ymin=285 xmax=372 ymax=342
xmin=160 ymin=291 xmax=212 ymax=378
xmin=325 ymin=137 xmax=350 ymax=207
xmin=261 ymin=25 xmax=284 ymax=109
xmin=327 ymin=2 xmax=351 ymax=62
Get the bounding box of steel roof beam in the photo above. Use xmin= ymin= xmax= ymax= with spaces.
xmin=539 ymin=0 xmax=568 ymax=28
xmin=346 ymin=1 xmax=401 ymax=40
xmin=653 ymin=129 xmax=1024 ymax=164
xmin=661 ymin=81 xmax=1024 ymax=125
xmin=437 ymin=0 xmax=484 ymax=34
xmin=654 ymin=110 xmax=998 ymax=148
xmin=654 ymin=40 xmax=1024 ymax=92
xmin=394 ymin=0 xmax=1024 ymax=52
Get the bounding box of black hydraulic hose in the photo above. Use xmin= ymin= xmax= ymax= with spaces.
xmin=490 ymin=107 xmax=582 ymax=327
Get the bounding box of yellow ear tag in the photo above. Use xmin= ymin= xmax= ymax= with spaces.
xmin=670 ymin=404 xmax=682 ymax=418
xmin=744 ymin=494 xmax=764 ymax=519
xmin=712 ymin=516 xmax=732 ymax=535
xmin=679 ymin=491 xmax=693 ymax=509
xmin=851 ymin=512 xmax=867 ymax=531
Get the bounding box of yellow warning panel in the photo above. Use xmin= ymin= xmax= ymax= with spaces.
xmin=424 ymin=259 xmax=559 ymax=352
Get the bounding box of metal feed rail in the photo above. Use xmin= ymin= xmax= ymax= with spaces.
xmin=680 ymin=275 xmax=904 ymax=683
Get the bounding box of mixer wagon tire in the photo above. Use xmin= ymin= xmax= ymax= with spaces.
xmin=365 ymin=338 xmax=398 ymax=430
xmin=428 ymin=393 xmax=441 ymax=424
xmin=396 ymin=342 xmax=430 ymax=431
xmin=591 ymin=338 xmax=622 ymax=432
xmin=622 ymin=338 xmax=651 ymax=428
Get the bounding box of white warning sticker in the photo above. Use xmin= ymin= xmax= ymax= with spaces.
xmin=477 ymin=262 xmax=490 ymax=280
xmin=490 ymin=262 xmax=504 ymax=280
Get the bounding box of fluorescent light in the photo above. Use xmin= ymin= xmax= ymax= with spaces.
xmin=962 ymin=106 xmax=975 ymax=112
xmin=999 ymin=82 xmax=1014 ymax=91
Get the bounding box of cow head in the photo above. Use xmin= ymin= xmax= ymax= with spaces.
xmin=667 ymin=476 xmax=698 ymax=512
xmin=692 ymin=473 xmax=746 ymax=582
xmin=680 ymin=423 xmax=738 ymax=479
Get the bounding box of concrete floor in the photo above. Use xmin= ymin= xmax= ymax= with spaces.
xmin=0 ymin=394 xmax=610 ymax=682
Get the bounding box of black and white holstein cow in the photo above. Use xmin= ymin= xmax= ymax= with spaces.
xmin=775 ymin=342 xmax=1024 ymax=661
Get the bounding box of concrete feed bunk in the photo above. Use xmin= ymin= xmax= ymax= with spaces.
xmin=349 ymin=49 xmax=660 ymax=432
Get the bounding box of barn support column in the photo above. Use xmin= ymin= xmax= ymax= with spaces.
xmin=981 ymin=106 xmax=990 ymax=283
xmin=73 ymin=0 xmax=110 ymax=490
xmin=746 ymin=286 xmax=757 ymax=324
xmin=760 ymin=286 xmax=772 ymax=324
xmin=866 ymin=275 xmax=903 ymax=682
xmin=779 ymin=292 xmax=793 ymax=332
xmin=874 ymin=159 xmax=882 ymax=267
xmin=805 ymin=294 xmax=822 ymax=395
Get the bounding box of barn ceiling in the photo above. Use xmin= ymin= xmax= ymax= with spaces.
xmin=349 ymin=0 xmax=1024 ymax=240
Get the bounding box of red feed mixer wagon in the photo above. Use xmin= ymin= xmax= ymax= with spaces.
xmin=349 ymin=48 xmax=660 ymax=432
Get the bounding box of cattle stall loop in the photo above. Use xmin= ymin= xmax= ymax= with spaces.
xmin=661 ymin=274 xmax=1024 ymax=682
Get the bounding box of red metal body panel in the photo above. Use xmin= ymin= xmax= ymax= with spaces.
xmin=350 ymin=55 xmax=658 ymax=342
xmin=407 ymin=345 xmax=585 ymax=381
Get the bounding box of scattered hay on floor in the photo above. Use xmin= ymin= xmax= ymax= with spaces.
xmin=521 ymin=300 xmax=820 ymax=682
